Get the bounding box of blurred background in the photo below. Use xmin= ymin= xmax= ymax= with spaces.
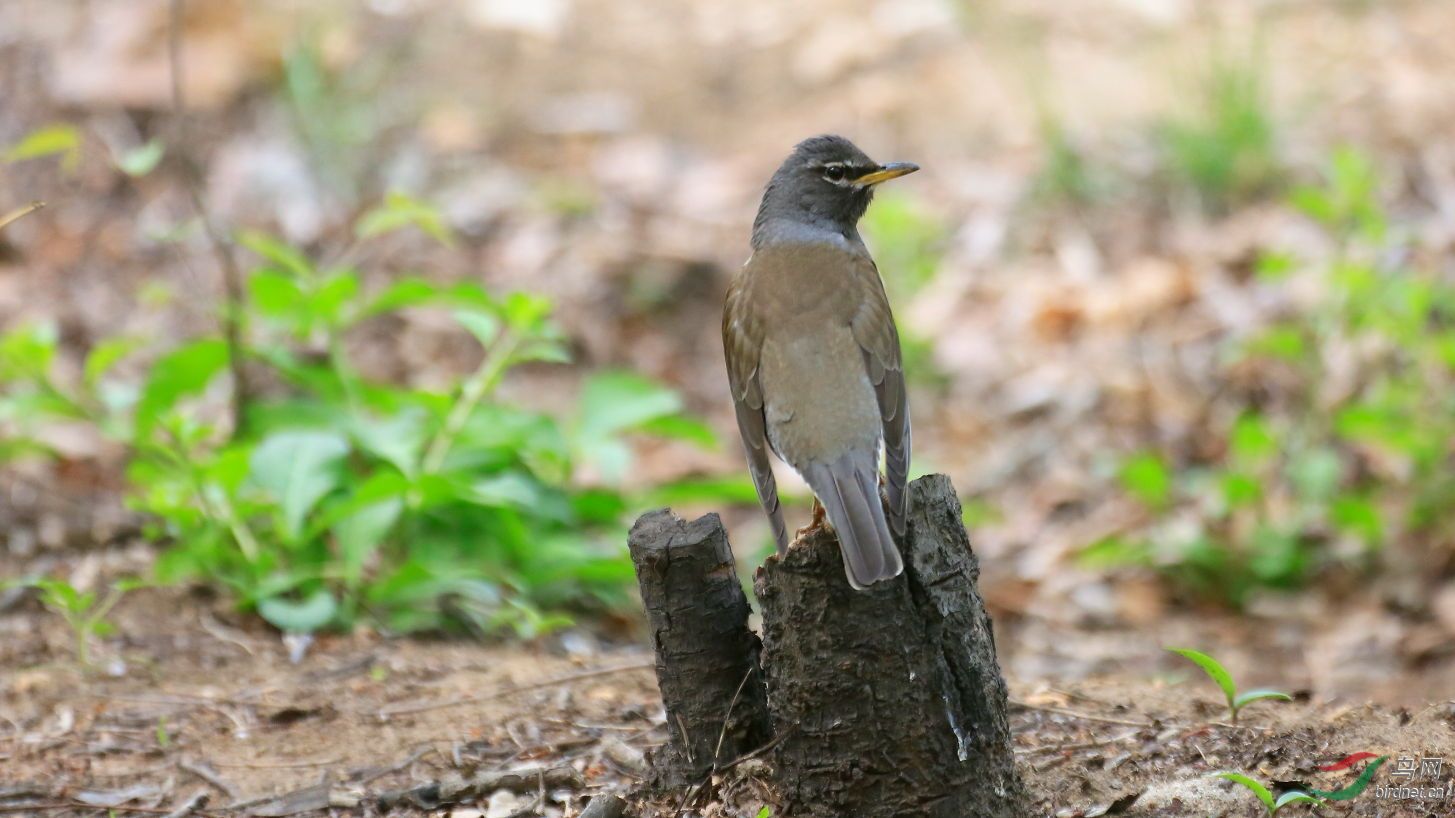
xmin=4 ymin=0 xmax=1455 ymax=706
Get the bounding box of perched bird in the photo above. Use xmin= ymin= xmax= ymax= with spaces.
xmin=722 ymin=135 xmax=915 ymax=589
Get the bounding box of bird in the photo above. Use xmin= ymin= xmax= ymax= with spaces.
xmin=722 ymin=134 xmax=915 ymax=590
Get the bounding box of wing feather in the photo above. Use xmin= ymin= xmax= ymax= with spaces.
xmin=723 ymin=270 xmax=787 ymax=551
xmin=848 ymin=256 xmax=911 ymax=536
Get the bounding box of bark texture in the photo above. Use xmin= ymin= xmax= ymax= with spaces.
xmin=754 ymin=474 xmax=1025 ymax=818
xmin=628 ymin=509 xmax=773 ymax=789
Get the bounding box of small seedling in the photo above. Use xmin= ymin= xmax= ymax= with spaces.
xmin=1167 ymin=647 xmax=1291 ymax=723
xmin=1215 ymin=772 xmax=1321 ymax=814
xmin=755 ymin=809 xmax=771 ymax=818
xmin=29 ymin=578 xmax=141 ymax=667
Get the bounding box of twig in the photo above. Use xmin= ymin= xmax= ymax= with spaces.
xmin=178 ymin=757 xmax=238 ymax=799
xmin=0 ymin=200 xmax=44 ymax=232
xmin=161 ymin=790 xmax=209 ymax=818
xmin=350 ymin=745 xmax=434 ymax=787
xmin=374 ymin=660 xmax=653 ymax=717
xmin=211 ymin=755 xmax=341 ymax=769
xmin=1008 ymin=699 xmax=1153 ymax=728
xmin=374 ymin=766 xmax=582 ymax=811
xmin=0 ymin=805 xmax=222 ymax=817
xmin=674 ymin=727 xmax=791 ymax=817
xmin=1014 ymin=728 xmax=1143 ymax=756
xmin=167 ymin=0 xmax=249 ymax=433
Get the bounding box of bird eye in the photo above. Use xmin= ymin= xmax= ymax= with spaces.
xmin=823 ymin=165 xmax=847 ymax=182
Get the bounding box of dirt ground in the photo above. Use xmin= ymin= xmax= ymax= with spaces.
xmin=2 ymin=545 xmax=1452 ymax=818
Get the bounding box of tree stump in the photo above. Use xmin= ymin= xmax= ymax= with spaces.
xmin=754 ymin=474 xmax=1024 ymax=818
xmin=627 ymin=509 xmax=773 ymax=789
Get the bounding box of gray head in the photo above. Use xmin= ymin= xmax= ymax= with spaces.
xmin=751 ymin=134 xmax=918 ymax=248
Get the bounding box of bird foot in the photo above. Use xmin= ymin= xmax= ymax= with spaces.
xmin=794 ymin=498 xmax=830 ymax=540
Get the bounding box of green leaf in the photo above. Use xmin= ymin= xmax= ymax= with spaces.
xmin=1244 ymin=325 xmax=1306 ymax=362
xmin=333 ymin=499 xmax=402 ymax=588
xmin=645 ymin=475 xmax=762 ymax=508
xmin=248 ymin=430 xmax=350 ymax=542
xmin=1288 ymin=448 xmax=1341 ymax=501
xmin=1219 ymin=471 xmax=1261 ymax=509
xmin=468 ymin=472 xmax=545 ymax=510
xmin=756 ymin=808 xmax=772 ymax=818
xmin=512 ymin=337 xmax=572 ymax=364
xmin=579 ymin=371 xmax=683 ymax=436
xmin=1272 ymin=791 xmax=1321 ymax=812
xmin=1120 ymin=453 xmax=1171 ymax=508
xmin=639 ymin=414 xmax=718 ymax=449
xmin=360 ymin=278 xmax=439 ymax=317
xmin=1233 ymin=688 xmax=1293 ymax=712
xmin=238 ymin=231 xmax=313 ymax=278
xmin=453 ymin=308 xmax=501 ymax=348
xmin=311 ymin=270 xmax=360 ymax=327
xmin=1331 ymin=495 xmax=1382 ymax=544
xmin=1230 ymin=413 xmax=1276 ymax=463
xmin=5 ymin=124 xmax=81 ymax=170
xmin=0 ymin=322 xmax=59 ymax=381
xmin=115 ymin=140 xmax=165 ymax=177
xmin=258 ymin=589 xmax=338 ymax=633
xmin=352 ymin=410 xmax=430 ymax=478
xmin=1167 ymin=647 xmax=1237 ymax=710
xmin=1076 ymin=536 xmax=1153 ymax=568
xmin=248 ymin=271 xmax=307 ymax=319
xmin=83 ymin=337 xmax=142 ymax=387
xmin=1215 ymin=772 xmax=1275 ymax=812
xmin=500 ymin=292 xmax=553 ymax=333
xmin=1254 ymin=251 xmax=1297 ymax=281
xmin=135 ymin=339 xmax=230 ymax=435
xmin=356 ymin=192 xmax=454 ymax=246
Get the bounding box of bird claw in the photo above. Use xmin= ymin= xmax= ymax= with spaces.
xmin=794 ymin=498 xmax=830 ymax=540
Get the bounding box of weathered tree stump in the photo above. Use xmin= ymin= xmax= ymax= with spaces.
xmin=628 ymin=510 xmax=773 ymax=789
xmin=754 ymin=474 xmax=1024 ymax=818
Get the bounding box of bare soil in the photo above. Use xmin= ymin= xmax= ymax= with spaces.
xmin=3 ymin=551 xmax=1452 ymax=818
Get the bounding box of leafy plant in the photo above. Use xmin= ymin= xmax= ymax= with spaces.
xmin=23 ymin=579 xmax=140 ymax=667
xmin=1090 ymin=148 xmax=1455 ymax=603
xmin=0 ymin=200 xmax=720 ymax=638
xmin=1167 ymin=648 xmax=1291 ymax=723
xmin=1031 ymin=114 xmax=1103 ymax=208
xmin=1214 ymin=772 xmax=1321 ymax=814
xmin=5 ymin=123 xmax=82 ymax=172
xmin=1158 ymin=46 xmax=1281 ymax=211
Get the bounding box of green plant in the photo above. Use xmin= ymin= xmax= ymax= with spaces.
xmin=1031 ymin=114 xmax=1102 ymax=208
xmin=1214 ymin=773 xmax=1320 ymax=814
xmin=0 ymin=199 xmax=721 ymax=638
xmin=1166 ymin=648 xmax=1290 ymax=723
xmin=1158 ymin=46 xmax=1281 ymax=211
xmin=5 ymin=123 xmax=82 ymax=172
xmin=23 ymin=579 xmax=140 ymax=666
xmin=756 ymin=808 xmax=771 ymax=818
xmin=1089 ymin=148 xmax=1455 ymax=602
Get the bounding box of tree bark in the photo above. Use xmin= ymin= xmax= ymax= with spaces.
xmin=628 ymin=509 xmax=773 ymax=789
xmin=753 ymin=474 xmax=1025 ymax=818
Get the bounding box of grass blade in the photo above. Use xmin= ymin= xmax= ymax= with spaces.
xmin=1215 ymin=772 xmax=1275 ymax=812
xmin=1168 ymin=647 xmax=1238 ymax=710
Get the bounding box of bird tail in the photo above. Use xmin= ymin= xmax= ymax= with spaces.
xmin=803 ymin=450 xmax=904 ymax=590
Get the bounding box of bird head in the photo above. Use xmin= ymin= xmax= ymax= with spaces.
xmin=753 ymin=135 xmax=918 ymax=246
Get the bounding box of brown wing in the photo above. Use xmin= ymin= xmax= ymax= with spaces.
xmin=848 ymin=255 xmax=911 ymax=535
xmin=723 ymin=269 xmax=788 ymax=551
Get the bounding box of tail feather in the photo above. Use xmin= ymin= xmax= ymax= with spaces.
xmin=804 ymin=451 xmax=904 ymax=590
